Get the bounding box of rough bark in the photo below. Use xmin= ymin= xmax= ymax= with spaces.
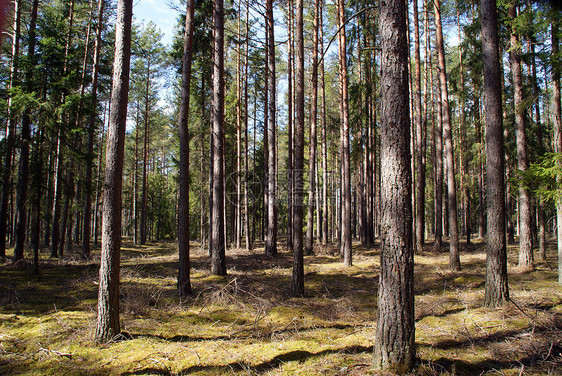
xmin=481 ymin=0 xmax=509 ymax=306
xmin=95 ymin=0 xmax=133 ymax=343
xmin=552 ymin=16 xmax=562 ymax=285
xmin=373 ymin=0 xmax=415 ymax=371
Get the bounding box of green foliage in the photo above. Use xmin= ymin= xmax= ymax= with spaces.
xmin=527 ymin=152 xmax=562 ymax=204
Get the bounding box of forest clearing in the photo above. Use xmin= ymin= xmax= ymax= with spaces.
xmin=0 ymin=239 xmax=560 ymax=375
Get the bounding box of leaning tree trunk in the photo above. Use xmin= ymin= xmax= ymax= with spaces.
xmin=373 ymin=0 xmax=416 ymax=371
xmin=481 ymin=0 xmax=509 ymax=306
xmin=177 ymin=0 xmax=195 ymax=296
xmin=94 ymin=0 xmax=133 ymax=343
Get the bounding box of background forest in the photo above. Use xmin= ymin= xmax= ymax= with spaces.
xmin=0 ymin=0 xmax=561 ymax=374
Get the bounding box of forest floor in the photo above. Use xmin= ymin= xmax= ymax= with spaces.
xmin=0 ymin=237 xmax=561 ymax=375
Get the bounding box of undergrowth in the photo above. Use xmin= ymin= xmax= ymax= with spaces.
xmin=0 ymin=238 xmax=560 ymax=375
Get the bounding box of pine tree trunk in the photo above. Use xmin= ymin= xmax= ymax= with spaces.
xmin=337 ymin=0 xmax=352 ymax=267
xmin=177 ymin=0 xmax=195 ymax=296
xmin=481 ymin=0 xmax=509 ymax=306
xmin=291 ymin=0 xmax=305 ymax=297
xmin=95 ymin=0 xmax=133 ymax=343
xmin=83 ymin=0 xmax=105 ymax=259
xmin=0 ymin=0 xmax=22 ymax=259
xmin=265 ymin=0 xmax=277 ymax=256
xmin=287 ymin=0 xmax=294 ymax=252
xmin=320 ymin=1 xmax=328 ymax=247
xmin=509 ymin=3 xmax=533 ymax=270
xmin=413 ymin=0 xmax=425 ymax=253
xmin=305 ymin=0 xmax=320 ymax=255
xmin=373 ymin=0 xmax=415 ymax=371
xmin=210 ymin=0 xmax=226 ymax=276
xmin=551 ymin=16 xmax=562 ymax=285
xmin=435 ymin=0 xmax=460 ymax=270
xmin=13 ymin=0 xmax=39 ymax=261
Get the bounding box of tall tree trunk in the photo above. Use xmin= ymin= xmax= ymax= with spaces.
xmin=210 ymin=0 xmax=226 ymax=276
xmin=265 ymin=0 xmax=277 ymax=256
xmin=435 ymin=0 xmax=460 ymax=270
xmin=457 ymin=5 xmax=471 ymax=245
xmin=413 ymin=0 xmax=425 ymax=253
xmin=13 ymin=0 xmax=39 ymax=261
xmin=235 ymin=3 xmax=242 ymax=250
xmin=95 ymin=0 xmax=133 ymax=343
xmin=287 ymin=0 xmax=294 ymax=251
xmin=373 ymin=0 xmax=415 ymax=371
xmin=0 ymin=0 xmax=22 ymax=259
xmin=83 ymin=0 xmax=105 ymax=259
xmin=140 ymin=62 xmax=151 ymax=245
xmin=337 ymin=0 xmax=352 ymax=266
xmin=305 ymin=0 xmax=320 ymax=255
xmin=244 ymin=3 xmax=251 ymax=251
xmin=552 ymin=16 xmax=562 ymax=285
xmin=320 ymin=0 xmax=328 ymax=247
xmin=481 ymin=0 xmax=509 ymax=306
xmin=476 ymin=95 xmax=486 ymax=239
xmin=178 ymin=0 xmax=195 ymax=296
xmin=509 ymin=2 xmax=533 ymax=270
xmin=291 ymin=0 xmax=305 ymax=297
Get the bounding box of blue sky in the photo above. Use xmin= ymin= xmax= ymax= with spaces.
xmin=133 ymin=0 xmax=180 ymax=46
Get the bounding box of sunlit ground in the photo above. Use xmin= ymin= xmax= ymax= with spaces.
xmin=0 ymin=236 xmax=560 ymax=375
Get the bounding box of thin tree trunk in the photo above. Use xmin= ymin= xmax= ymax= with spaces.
xmin=0 ymin=0 xmax=22 ymax=259
xmin=177 ymin=0 xmax=195 ymax=296
xmin=244 ymin=3 xmax=251 ymax=251
xmin=95 ymin=0 xmax=133 ymax=343
xmin=305 ymin=0 xmax=320 ymax=255
xmin=551 ymin=16 xmax=562 ymax=285
xmin=337 ymin=0 xmax=352 ymax=267
xmin=481 ymin=0 xmax=509 ymax=306
xmin=13 ymin=0 xmax=39 ymax=261
xmin=265 ymin=0 xmax=277 ymax=256
xmin=83 ymin=0 xmax=105 ymax=259
xmin=435 ymin=0 xmax=460 ymax=270
xmin=210 ymin=0 xmax=226 ymax=276
xmin=373 ymin=0 xmax=415 ymax=370
xmin=140 ymin=62 xmax=151 ymax=246
xmin=509 ymin=3 xmax=533 ymax=270
xmin=291 ymin=0 xmax=305 ymax=297
xmin=320 ymin=0 xmax=328 ymax=247
xmin=287 ymin=0 xmax=294 ymax=251
xmin=413 ymin=0 xmax=425 ymax=253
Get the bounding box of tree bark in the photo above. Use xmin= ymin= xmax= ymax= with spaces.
xmin=305 ymin=0 xmax=320 ymax=255
xmin=177 ymin=0 xmax=195 ymax=296
xmin=291 ymin=0 xmax=305 ymax=297
xmin=265 ymin=0 xmax=277 ymax=256
xmin=337 ymin=0 xmax=352 ymax=267
xmin=413 ymin=0 xmax=425 ymax=253
xmin=481 ymin=0 xmax=509 ymax=306
xmin=435 ymin=0 xmax=460 ymax=270
xmin=95 ymin=0 xmax=133 ymax=343
xmin=552 ymin=16 xmax=562 ymax=285
xmin=210 ymin=0 xmax=226 ymax=276
xmin=373 ymin=0 xmax=415 ymax=371
xmin=83 ymin=0 xmax=105 ymax=259
xmin=509 ymin=2 xmax=533 ymax=270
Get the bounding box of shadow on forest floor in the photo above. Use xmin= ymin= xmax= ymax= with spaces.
xmin=0 ymin=237 xmax=561 ymax=375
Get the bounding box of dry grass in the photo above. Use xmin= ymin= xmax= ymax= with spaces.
xmin=0 ymin=237 xmax=560 ymax=375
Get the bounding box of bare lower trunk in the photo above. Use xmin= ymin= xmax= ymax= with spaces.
xmin=373 ymin=0 xmax=415 ymax=371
